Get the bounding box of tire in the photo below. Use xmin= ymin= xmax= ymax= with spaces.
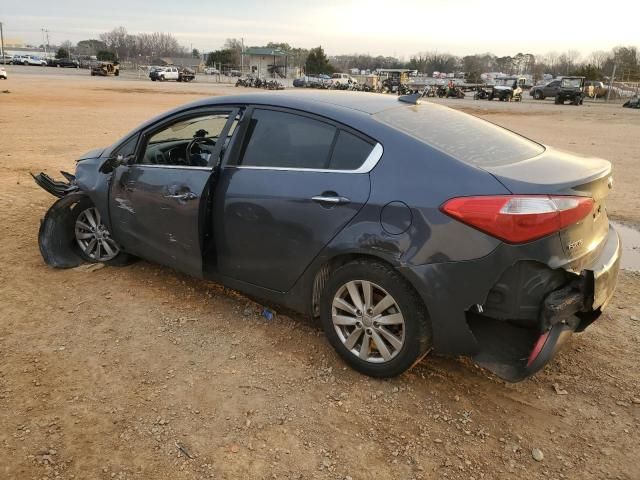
xmin=71 ymin=197 xmax=135 ymax=266
xmin=534 ymin=90 xmax=543 ymax=100
xmin=555 ymin=95 xmax=562 ymax=105
xmin=320 ymin=260 xmax=432 ymax=378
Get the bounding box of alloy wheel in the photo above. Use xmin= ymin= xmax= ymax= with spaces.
xmin=74 ymin=207 xmax=120 ymax=261
xmin=332 ymin=280 xmax=405 ymax=363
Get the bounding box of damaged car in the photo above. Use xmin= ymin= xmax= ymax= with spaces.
xmin=32 ymin=91 xmax=620 ymax=382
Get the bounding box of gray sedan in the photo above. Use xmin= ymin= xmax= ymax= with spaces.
xmin=32 ymin=91 xmax=620 ymax=382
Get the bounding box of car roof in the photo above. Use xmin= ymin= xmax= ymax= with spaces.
xmin=194 ymin=90 xmax=402 ymax=115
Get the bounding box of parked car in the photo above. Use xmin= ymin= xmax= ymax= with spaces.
xmin=530 ymin=79 xmax=561 ymax=100
xmin=50 ymin=58 xmax=80 ymax=68
xmin=14 ymin=55 xmax=47 ymax=66
xmin=150 ymin=66 xmax=195 ymax=82
xmin=204 ymin=67 xmax=220 ymax=75
xmin=331 ymin=73 xmax=358 ymax=86
xmin=31 ymin=91 xmax=620 ymax=382
xmin=555 ymin=77 xmax=585 ymax=105
xmin=294 ymin=74 xmax=332 ymax=88
xmin=0 ymin=67 xmax=6 ymax=80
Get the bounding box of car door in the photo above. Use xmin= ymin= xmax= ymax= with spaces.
xmin=109 ymin=108 xmax=239 ymax=276
xmin=213 ymin=107 xmax=381 ymax=292
xmin=545 ymin=81 xmax=560 ymax=97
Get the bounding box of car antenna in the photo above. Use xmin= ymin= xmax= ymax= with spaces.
xmin=397 ymin=93 xmax=422 ymax=105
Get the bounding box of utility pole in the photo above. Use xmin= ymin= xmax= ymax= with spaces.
xmin=0 ymin=22 xmax=5 ymax=65
xmin=241 ymin=37 xmax=244 ymax=74
xmin=606 ymin=63 xmax=616 ymax=103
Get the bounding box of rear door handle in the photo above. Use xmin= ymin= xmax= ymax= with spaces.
xmin=165 ymin=191 xmax=198 ymax=201
xmin=311 ymin=195 xmax=350 ymax=205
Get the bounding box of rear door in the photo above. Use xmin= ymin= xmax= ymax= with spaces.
xmin=213 ymin=107 xmax=381 ymax=292
xmin=109 ymin=108 xmax=239 ymax=276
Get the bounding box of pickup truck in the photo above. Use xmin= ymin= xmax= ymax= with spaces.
xmin=331 ymin=73 xmax=357 ymax=86
xmin=14 ymin=55 xmax=48 ymax=66
xmin=150 ymin=66 xmax=195 ymax=82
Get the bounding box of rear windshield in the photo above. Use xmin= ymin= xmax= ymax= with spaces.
xmin=375 ymin=104 xmax=545 ymax=167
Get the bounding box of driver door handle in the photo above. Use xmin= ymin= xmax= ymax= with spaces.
xmin=165 ymin=191 xmax=198 ymax=201
xmin=311 ymin=195 xmax=350 ymax=205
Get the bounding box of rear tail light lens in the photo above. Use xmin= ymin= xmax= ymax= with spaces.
xmin=440 ymin=195 xmax=593 ymax=244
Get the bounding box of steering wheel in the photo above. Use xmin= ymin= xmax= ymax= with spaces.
xmin=186 ymin=137 xmax=216 ymax=165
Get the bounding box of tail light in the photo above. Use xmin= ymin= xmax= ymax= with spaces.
xmin=440 ymin=195 xmax=593 ymax=244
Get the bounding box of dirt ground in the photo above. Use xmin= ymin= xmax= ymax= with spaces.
xmin=1 ymin=69 xmax=639 ymax=480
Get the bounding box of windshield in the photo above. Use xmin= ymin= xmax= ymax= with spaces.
xmin=495 ymin=78 xmax=515 ymax=87
xmin=375 ymin=104 xmax=545 ymax=167
xmin=562 ymin=78 xmax=583 ymax=88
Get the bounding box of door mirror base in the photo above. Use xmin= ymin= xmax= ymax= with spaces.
xmin=99 ymin=154 xmax=135 ymax=173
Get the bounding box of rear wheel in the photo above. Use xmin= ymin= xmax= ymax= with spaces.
xmin=534 ymin=90 xmax=543 ymax=100
xmin=555 ymin=95 xmax=563 ymax=104
xmin=320 ymin=260 xmax=432 ymax=378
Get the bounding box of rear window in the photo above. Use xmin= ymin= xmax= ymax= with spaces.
xmin=375 ymin=104 xmax=544 ymax=167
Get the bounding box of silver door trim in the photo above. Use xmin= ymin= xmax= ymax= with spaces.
xmin=230 ymin=142 xmax=383 ymax=174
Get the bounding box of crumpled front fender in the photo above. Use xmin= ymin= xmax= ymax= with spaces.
xmin=38 ymin=193 xmax=87 ymax=268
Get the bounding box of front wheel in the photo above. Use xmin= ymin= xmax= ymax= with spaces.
xmin=72 ymin=198 xmax=132 ymax=265
xmin=320 ymin=260 xmax=432 ymax=378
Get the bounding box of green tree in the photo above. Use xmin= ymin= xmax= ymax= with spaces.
xmin=206 ymin=49 xmax=235 ymax=67
xmin=97 ymin=50 xmax=117 ymax=62
xmin=56 ymin=47 xmax=69 ymax=59
xmin=305 ymin=46 xmax=333 ymax=74
xmin=572 ymin=63 xmax=600 ymax=80
xmin=192 ymin=48 xmax=200 ymax=58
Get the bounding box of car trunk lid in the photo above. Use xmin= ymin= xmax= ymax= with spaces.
xmin=484 ymin=147 xmax=613 ymax=262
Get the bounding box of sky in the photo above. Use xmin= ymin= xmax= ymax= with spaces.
xmin=2 ymin=0 xmax=639 ymax=58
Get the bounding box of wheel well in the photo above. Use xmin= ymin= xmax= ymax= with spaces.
xmin=310 ymin=254 xmax=425 ymax=318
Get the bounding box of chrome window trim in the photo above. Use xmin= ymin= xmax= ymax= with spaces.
xmin=231 ymin=142 xmax=383 ymax=174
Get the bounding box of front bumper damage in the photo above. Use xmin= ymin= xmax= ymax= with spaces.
xmin=401 ymin=225 xmax=621 ymax=382
xmin=31 ymin=171 xmax=78 ymax=198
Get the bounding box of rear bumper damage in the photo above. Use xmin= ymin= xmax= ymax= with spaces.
xmin=401 ymin=225 xmax=621 ymax=382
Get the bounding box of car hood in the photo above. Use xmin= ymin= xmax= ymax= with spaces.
xmin=76 ymin=147 xmax=105 ymax=162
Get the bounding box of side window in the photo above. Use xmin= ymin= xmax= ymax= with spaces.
xmin=140 ymin=112 xmax=235 ymax=167
xmin=114 ymin=134 xmax=139 ymax=158
xmin=237 ymin=109 xmax=336 ymax=169
xmin=328 ymin=131 xmax=374 ymax=170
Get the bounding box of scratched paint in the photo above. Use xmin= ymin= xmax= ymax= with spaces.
xmin=114 ymin=197 xmax=135 ymax=214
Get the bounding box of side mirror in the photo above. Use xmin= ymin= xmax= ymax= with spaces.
xmin=99 ymin=154 xmax=135 ymax=174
